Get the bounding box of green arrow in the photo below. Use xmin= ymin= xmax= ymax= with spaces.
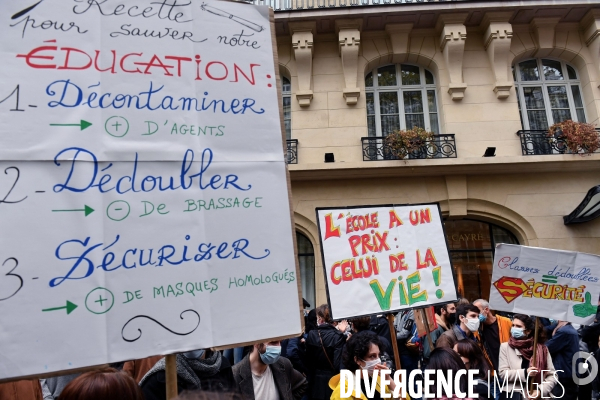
xmin=50 ymin=120 xmax=92 ymax=131
xmin=52 ymin=205 xmax=94 ymax=216
xmin=42 ymin=300 xmax=78 ymax=315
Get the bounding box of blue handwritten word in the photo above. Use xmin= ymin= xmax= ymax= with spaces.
xmin=507 ymin=257 xmax=540 ymax=274
xmin=53 ymin=147 xmax=251 ymax=194
xmin=547 ymin=266 xmax=599 ymax=283
xmin=46 ymin=80 xmax=265 ymax=114
xmin=51 ymin=234 xmax=270 ymax=287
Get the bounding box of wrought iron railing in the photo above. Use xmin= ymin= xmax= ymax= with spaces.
xmin=286 ymin=139 xmax=298 ymax=164
xmin=517 ymin=129 xmax=600 ymax=155
xmin=361 ymin=134 xmax=457 ymax=161
xmin=248 ymin=0 xmax=466 ymax=11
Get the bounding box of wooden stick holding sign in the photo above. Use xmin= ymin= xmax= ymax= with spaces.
xmin=165 ymin=354 xmax=178 ymax=400
xmin=387 ymin=314 xmax=402 ymax=371
xmin=386 ymin=314 xmax=406 ymax=400
xmin=420 ymin=308 xmax=435 ymax=352
xmin=528 ymin=317 xmax=539 ymax=396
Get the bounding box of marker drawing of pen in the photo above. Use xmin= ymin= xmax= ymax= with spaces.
xmin=200 ymin=3 xmax=265 ymax=33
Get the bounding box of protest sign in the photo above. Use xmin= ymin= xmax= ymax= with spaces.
xmin=489 ymin=244 xmax=600 ymax=324
xmin=0 ymin=0 xmax=301 ymax=381
xmin=316 ymin=204 xmax=457 ymax=320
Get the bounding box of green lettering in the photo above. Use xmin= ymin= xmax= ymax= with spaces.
xmin=369 ymin=278 xmax=397 ymax=311
xmin=407 ymin=271 xmax=428 ymax=305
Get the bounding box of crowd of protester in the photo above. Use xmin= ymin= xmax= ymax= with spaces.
xmin=2 ymin=296 xmax=600 ymax=400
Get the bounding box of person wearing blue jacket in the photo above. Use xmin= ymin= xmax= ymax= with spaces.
xmin=544 ymin=320 xmax=579 ymax=400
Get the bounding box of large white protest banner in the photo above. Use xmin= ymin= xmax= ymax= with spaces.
xmin=316 ymin=204 xmax=457 ymax=320
xmin=489 ymin=244 xmax=600 ymax=324
xmin=0 ymin=0 xmax=301 ymax=380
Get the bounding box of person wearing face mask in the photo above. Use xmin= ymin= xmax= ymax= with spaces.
xmin=329 ymin=331 xmax=400 ymax=399
xmin=140 ymin=349 xmax=236 ymax=400
xmin=305 ymin=304 xmax=347 ymax=400
xmin=436 ymin=304 xmax=481 ymax=350
xmin=233 ymin=340 xmax=307 ymax=400
xmin=473 ymin=299 xmax=513 ymax=400
xmin=473 ymin=299 xmax=512 ymax=373
xmin=498 ymin=314 xmax=557 ymax=399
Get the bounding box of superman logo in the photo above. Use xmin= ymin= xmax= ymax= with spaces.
xmin=493 ymin=276 xmax=528 ymax=303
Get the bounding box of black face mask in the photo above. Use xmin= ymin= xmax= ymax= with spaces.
xmin=446 ymin=312 xmax=457 ymax=325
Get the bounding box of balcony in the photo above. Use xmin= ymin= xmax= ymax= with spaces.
xmin=286 ymin=139 xmax=298 ymax=164
xmin=361 ymin=134 xmax=457 ymax=161
xmin=250 ymin=0 xmax=465 ymax=11
xmin=517 ymin=130 xmax=600 ymax=156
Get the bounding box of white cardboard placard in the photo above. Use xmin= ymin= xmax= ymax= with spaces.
xmin=490 ymin=244 xmax=600 ymax=324
xmin=316 ymin=204 xmax=457 ymax=320
xmin=0 ymin=0 xmax=300 ymax=380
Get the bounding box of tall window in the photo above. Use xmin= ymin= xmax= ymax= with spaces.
xmin=514 ymin=59 xmax=586 ymax=130
xmin=365 ymin=64 xmax=440 ymax=136
xmin=282 ymin=76 xmax=291 ymax=140
xmin=296 ymin=232 xmax=315 ymax=307
xmin=445 ymin=220 xmax=519 ymax=301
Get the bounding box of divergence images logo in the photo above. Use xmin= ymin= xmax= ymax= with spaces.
xmin=573 ymin=351 xmax=598 ymax=386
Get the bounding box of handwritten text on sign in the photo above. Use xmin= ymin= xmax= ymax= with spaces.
xmin=489 ymin=244 xmax=600 ymax=324
xmin=0 ymin=0 xmax=300 ymax=380
xmin=317 ymin=205 xmax=457 ymax=320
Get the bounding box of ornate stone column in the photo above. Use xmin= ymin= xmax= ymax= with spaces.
xmin=437 ymin=14 xmax=468 ymax=100
xmin=482 ymin=12 xmax=514 ymax=99
xmin=336 ymin=19 xmax=362 ymax=105
xmin=581 ymin=10 xmax=600 ymax=89
xmin=289 ymin=21 xmax=316 ymax=107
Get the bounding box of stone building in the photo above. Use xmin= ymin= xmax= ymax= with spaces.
xmin=263 ymin=0 xmax=600 ymax=307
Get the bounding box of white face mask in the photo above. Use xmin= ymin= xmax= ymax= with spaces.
xmin=360 ymin=358 xmax=381 ymax=372
xmin=464 ymin=317 xmax=480 ymax=332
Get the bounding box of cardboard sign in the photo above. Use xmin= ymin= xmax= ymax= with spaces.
xmin=414 ymin=308 xmax=438 ymax=338
xmin=0 ymin=0 xmax=300 ymax=380
xmin=316 ymin=204 xmax=457 ymax=320
xmin=489 ymin=244 xmax=600 ymax=324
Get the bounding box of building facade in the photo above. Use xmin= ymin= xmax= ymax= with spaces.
xmin=265 ymin=0 xmax=600 ymax=307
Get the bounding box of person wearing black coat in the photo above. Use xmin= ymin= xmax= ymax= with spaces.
xmin=546 ymin=321 xmax=579 ymax=400
xmin=305 ymin=304 xmax=347 ymax=400
xmin=139 ymin=350 xmax=236 ymax=400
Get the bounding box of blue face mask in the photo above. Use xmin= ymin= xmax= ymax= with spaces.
xmin=511 ymin=327 xmax=526 ymax=339
xmin=478 ymin=313 xmax=486 ymax=322
xmin=549 ymin=319 xmax=556 ymax=325
xmin=259 ymin=345 xmax=281 ymax=365
xmin=183 ymin=349 xmax=206 ymax=359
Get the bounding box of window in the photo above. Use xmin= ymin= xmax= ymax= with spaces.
xmin=282 ymin=76 xmax=291 ymax=140
xmin=296 ymin=232 xmax=315 ymax=307
xmin=514 ymin=59 xmax=586 ymax=130
xmin=445 ymin=220 xmax=518 ymax=301
xmin=365 ymin=64 xmax=440 ymax=136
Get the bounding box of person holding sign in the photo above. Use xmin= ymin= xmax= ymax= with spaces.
xmin=328 ymin=331 xmax=401 ymax=399
xmin=232 ymin=340 xmax=307 ymax=400
xmin=498 ymin=315 xmax=557 ymax=399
